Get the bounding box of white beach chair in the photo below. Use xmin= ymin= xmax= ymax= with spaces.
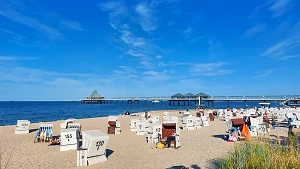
xmin=136 ymin=121 xmax=148 ymax=135
xmin=182 ymin=117 xmax=194 ymax=130
xmin=168 ymin=116 xmax=179 ymax=123
xmin=201 ymin=116 xmax=209 ymax=127
xmin=107 ymin=116 xmax=121 ymax=135
xmin=60 ymin=118 xmax=77 ymax=129
xmin=146 ymin=123 xmax=162 ymax=144
xmin=162 ymin=121 xmax=180 ymax=148
xmin=81 ymin=130 xmax=109 ymax=165
xmin=15 ymin=120 xmax=30 ymax=134
xmin=60 ymin=128 xmax=79 ymax=151
xmin=194 ymin=117 xmax=202 ymax=129
xmin=130 ymin=119 xmax=139 ymax=132
xmin=149 ymin=116 xmax=159 ymax=124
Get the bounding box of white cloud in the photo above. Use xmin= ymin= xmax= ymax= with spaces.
xmin=61 ymin=20 xmax=84 ymax=31
xmin=140 ymin=59 xmax=153 ymax=68
xmin=120 ymin=31 xmax=145 ymax=47
xmin=143 ymin=70 xmax=169 ymax=80
xmin=253 ymin=69 xmax=274 ymax=78
xmin=135 ymin=1 xmax=158 ymax=32
xmin=99 ymin=1 xmax=128 ymax=32
xmin=126 ymin=50 xmax=145 ymax=57
xmin=248 ymin=0 xmax=292 ymax=19
xmin=0 ymin=8 xmax=62 ymax=39
xmin=182 ymin=27 xmax=194 ymax=39
xmin=278 ymin=55 xmax=299 ymax=60
xmin=0 ymin=56 xmax=37 ymax=61
xmin=100 ymin=1 xmax=163 ymax=69
xmin=208 ymin=40 xmax=221 ymax=50
xmin=262 ymin=36 xmax=300 ymax=60
xmin=0 ymin=28 xmax=26 ymax=39
xmin=269 ymin=0 xmax=292 ymax=18
xmin=156 ymin=55 xmax=163 ymax=59
xmin=189 ymin=62 xmax=233 ymax=76
xmin=245 ymin=24 xmax=266 ymax=37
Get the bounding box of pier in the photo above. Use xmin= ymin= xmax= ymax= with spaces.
xmin=80 ymin=91 xmax=300 ymax=107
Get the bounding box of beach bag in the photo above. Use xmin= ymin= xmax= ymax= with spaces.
xmin=157 ymin=142 xmax=165 ymax=149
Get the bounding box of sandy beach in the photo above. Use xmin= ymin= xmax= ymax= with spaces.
xmin=0 ymin=110 xmax=290 ymax=169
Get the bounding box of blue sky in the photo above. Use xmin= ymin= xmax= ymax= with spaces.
xmin=0 ymin=0 xmax=300 ymax=100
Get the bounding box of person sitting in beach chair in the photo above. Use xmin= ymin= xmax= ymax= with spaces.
xmin=40 ymin=130 xmax=46 ymax=142
xmin=165 ymin=133 xmax=176 ymax=148
xmin=34 ymin=130 xmax=41 ymax=143
xmin=45 ymin=130 xmax=52 ymax=142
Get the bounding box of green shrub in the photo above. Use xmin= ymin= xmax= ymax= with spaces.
xmin=217 ymin=133 xmax=300 ymax=169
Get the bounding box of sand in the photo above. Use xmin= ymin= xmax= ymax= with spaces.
xmin=0 ymin=110 xmax=290 ymax=169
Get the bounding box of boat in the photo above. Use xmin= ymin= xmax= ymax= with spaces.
xmin=258 ymin=102 xmax=271 ymax=108
xmin=152 ymin=100 xmax=160 ymax=103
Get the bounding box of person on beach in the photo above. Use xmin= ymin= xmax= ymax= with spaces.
xmin=34 ymin=131 xmax=40 ymax=143
xmin=40 ymin=130 xmax=46 ymax=142
xmin=271 ymin=115 xmax=276 ymax=129
xmin=166 ymin=133 xmax=176 ymax=148
xmin=48 ymin=138 xmax=60 ymax=146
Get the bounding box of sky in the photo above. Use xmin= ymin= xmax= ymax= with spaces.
xmin=0 ymin=0 xmax=300 ymax=101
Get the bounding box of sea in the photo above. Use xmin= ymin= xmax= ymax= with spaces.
xmin=0 ymin=100 xmax=282 ymax=126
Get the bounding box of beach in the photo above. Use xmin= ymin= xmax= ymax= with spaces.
xmin=0 ymin=109 xmax=290 ymax=169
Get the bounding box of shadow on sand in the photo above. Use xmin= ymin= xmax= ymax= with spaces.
xmin=106 ymin=149 xmax=114 ymax=158
xmin=166 ymin=164 xmax=201 ymax=169
xmin=211 ymin=134 xmax=226 ymax=141
xmin=29 ymin=128 xmax=39 ymax=133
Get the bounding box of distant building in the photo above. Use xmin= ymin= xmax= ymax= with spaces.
xmin=171 ymin=92 xmax=210 ymax=99
xmin=84 ymin=90 xmax=104 ymax=100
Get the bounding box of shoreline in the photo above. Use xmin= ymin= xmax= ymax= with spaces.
xmin=0 ymin=109 xmax=189 ymax=127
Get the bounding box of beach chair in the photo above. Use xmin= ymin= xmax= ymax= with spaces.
xmin=182 ymin=117 xmax=194 ymax=130
xmin=136 ymin=120 xmax=148 ymax=135
xmin=193 ymin=117 xmax=202 ymax=129
xmin=38 ymin=124 xmax=53 ymax=143
xmin=81 ymin=130 xmax=109 ymax=165
xmin=107 ymin=116 xmax=121 ymax=135
xmin=151 ymin=124 xmax=162 ymax=144
xmin=149 ymin=115 xmax=160 ymax=124
xmin=168 ymin=116 xmax=179 ymax=123
xmin=201 ymin=116 xmax=209 ymax=127
xmin=130 ymin=119 xmax=139 ymax=132
xmin=60 ymin=118 xmax=77 ymax=129
xmin=15 ymin=120 xmax=30 ymax=134
xmin=161 ymin=121 xmax=180 ymax=148
xmin=60 ymin=128 xmax=80 ymax=151
xmin=163 ymin=112 xmax=169 ymax=120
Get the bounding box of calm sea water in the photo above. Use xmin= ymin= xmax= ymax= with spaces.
xmin=0 ymin=100 xmax=282 ymax=126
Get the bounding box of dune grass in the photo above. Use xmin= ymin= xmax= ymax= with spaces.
xmin=217 ymin=132 xmax=300 ymax=169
